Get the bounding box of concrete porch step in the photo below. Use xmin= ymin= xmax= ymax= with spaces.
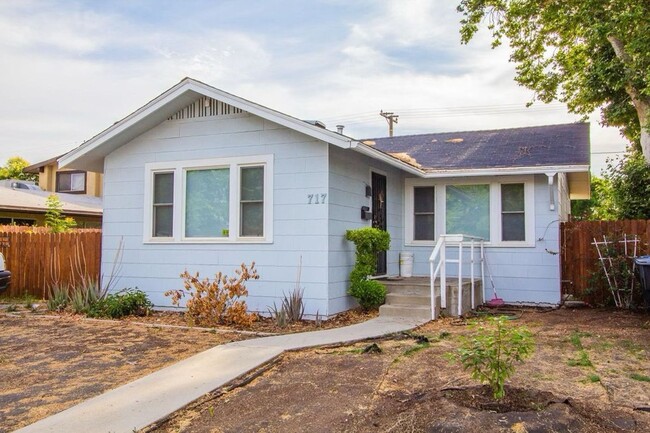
xmin=378 ymin=276 xmax=483 ymax=320
xmin=379 ymin=304 xmax=433 ymax=321
xmin=385 ymin=292 xmax=430 ymax=307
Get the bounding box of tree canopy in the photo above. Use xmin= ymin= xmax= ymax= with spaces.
xmin=571 ymin=149 xmax=650 ymax=220
xmin=458 ymin=0 xmax=650 ymax=162
xmin=0 ymin=156 xmax=38 ymax=182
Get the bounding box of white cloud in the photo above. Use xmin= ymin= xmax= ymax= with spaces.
xmin=0 ymin=0 xmax=627 ymax=175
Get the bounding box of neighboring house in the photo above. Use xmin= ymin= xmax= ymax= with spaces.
xmin=0 ymin=179 xmax=102 ymax=227
xmin=24 ymin=155 xmax=103 ymax=197
xmin=58 ymin=78 xmax=589 ymax=316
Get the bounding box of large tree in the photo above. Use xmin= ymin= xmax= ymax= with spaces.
xmin=458 ymin=0 xmax=650 ymax=162
xmin=0 ymin=156 xmax=37 ymax=182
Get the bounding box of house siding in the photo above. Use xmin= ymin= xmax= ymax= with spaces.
xmin=400 ymin=174 xmax=561 ymax=304
xmin=327 ymin=146 xmax=405 ymax=314
xmin=102 ymin=112 xmax=332 ymax=315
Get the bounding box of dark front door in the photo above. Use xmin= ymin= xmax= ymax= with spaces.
xmin=372 ymin=172 xmax=387 ymax=275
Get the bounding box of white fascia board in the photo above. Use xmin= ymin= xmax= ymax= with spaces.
xmin=59 ymin=81 xmax=197 ymax=169
xmin=420 ymin=165 xmax=590 ymax=178
xmin=60 ymin=78 xmax=354 ymax=170
xmin=351 ymin=143 xmax=424 ymax=176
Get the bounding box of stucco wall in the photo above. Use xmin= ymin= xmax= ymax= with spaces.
xmin=102 ymin=112 xmax=332 ymax=315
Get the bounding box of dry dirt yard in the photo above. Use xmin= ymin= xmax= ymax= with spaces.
xmin=0 ymin=306 xmax=375 ymax=432
xmin=0 ymin=313 xmax=248 ymax=432
xmin=146 ymin=308 xmax=650 ymax=433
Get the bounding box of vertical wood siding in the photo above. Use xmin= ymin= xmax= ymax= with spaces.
xmin=561 ymin=219 xmax=650 ymax=305
xmin=0 ymin=226 xmax=101 ymax=298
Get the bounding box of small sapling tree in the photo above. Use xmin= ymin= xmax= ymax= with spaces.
xmin=451 ymin=316 xmax=534 ymax=399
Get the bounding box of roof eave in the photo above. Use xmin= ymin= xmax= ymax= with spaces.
xmin=351 ymin=143 xmax=425 ymax=176
xmin=420 ymin=164 xmax=590 ymax=178
xmin=59 ymin=78 xmax=353 ymax=172
xmin=0 ymin=204 xmax=103 ymax=216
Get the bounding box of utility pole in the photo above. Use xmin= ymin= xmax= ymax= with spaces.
xmin=380 ymin=110 xmax=399 ymax=137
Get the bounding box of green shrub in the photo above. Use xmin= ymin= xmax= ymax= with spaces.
xmin=88 ymin=288 xmax=153 ymax=319
xmin=44 ymin=194 xmax=77 ymax=233
xmin=47 ymin=283 xmax=69 ymax=312
xmin=450 ymin=316 xmax=534 ymax=399
xmin=345 ymin=227 xmax=390 ymax=310
xmin=349 ymin=279 xmax=386 ymax=310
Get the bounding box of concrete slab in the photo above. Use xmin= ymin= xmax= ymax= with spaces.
xmin=15 ymin=316 xmax=425 ymax=433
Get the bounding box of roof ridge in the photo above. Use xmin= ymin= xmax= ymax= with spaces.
xmin=366 ymin=122 xmax=588 ymax=141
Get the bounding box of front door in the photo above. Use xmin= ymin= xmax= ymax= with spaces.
xmin=372 ymin=172 xmax=387 ymax=275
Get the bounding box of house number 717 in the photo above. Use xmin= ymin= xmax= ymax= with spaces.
xmin=307 ymin=194 xmax=327 ymax=204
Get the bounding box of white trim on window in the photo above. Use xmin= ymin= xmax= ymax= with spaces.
xmin=404 ymin=176 xmax=535 ymax=247
xmin=143 ymin=155 xmax=274 ymax=244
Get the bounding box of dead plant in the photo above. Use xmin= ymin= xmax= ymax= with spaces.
xmin=165 ymin=262 xmax=259 ymax=328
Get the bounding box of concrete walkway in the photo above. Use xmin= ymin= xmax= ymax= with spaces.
xmin=15 ymin=316 xmax=426 ymax=433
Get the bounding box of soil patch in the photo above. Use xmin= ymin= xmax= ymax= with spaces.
xmin=120 ymin=307 xmax=378 ymax=334
xmin=443 ymin=385 xmax=558 ymax=413
xmin=0 ymin=313 xmax=246 ymax=432
xmin=146 ymin=308 xmax=650 ymax=433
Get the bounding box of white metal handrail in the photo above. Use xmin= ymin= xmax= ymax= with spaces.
xmin=428 ymin=234 xmax=485 ymax=320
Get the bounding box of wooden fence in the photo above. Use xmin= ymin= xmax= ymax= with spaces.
xmin=560 ymin=219 xmax=650 ymax=305
xmin=0 ymin=226 xmax=102 ymax=298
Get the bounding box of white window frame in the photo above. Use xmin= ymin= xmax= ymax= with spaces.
xmin=143 ymin=155 xmax=273 ymax=244
xmin=404 ymin=175 xmax=535 ymax=247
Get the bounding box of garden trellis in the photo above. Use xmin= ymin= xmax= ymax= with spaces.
xmin=593 ymin=234 xmax=639 ymax=308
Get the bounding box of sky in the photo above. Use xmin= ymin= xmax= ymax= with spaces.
xmin=0 ymin=0 xmax=629 ymax=174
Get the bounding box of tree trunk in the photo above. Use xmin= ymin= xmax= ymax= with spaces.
xmin=607 ymin=35 xmax=650 ymax=163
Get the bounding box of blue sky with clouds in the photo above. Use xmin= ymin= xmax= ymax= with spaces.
xmin=0 ymin=0 xmax=628 ymax=173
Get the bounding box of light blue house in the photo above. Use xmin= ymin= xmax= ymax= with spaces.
xmin=60 ymin=78 xmax=590 ymax=318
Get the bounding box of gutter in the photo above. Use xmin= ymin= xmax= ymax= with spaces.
xmin=419 ymin=165 xmax=590 ymax=178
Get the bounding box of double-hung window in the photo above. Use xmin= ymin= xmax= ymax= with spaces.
xmin=413 ymin=186 xmax=435 ymax=241
xmin=406 ymin=177 xmax=534 ymax=246
xmin=152 ymin=172 xmax=174 ymax=238
xmin=145 ymin=155 xmax=273 ymax=243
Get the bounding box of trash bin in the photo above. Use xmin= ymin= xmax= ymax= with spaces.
xmin=399 ymin=252 xmax=414 ymax=277
xmin=635 ymin=255 xmax=650 ymax=307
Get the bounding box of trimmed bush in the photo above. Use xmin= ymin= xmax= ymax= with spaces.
xmin=345 ymin=227 xmax=390 ymax=310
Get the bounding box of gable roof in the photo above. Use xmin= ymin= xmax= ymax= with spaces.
xmin=59 ymin=78 xmax=355 ymax=172
xmin=23 ymin=154 xmax=65 ymax=174
xmin=362 ymin=123 xmax=590 ymax=176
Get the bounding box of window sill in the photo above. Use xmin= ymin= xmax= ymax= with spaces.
xmin=143 ymin=238 xmax=273 ymax=245
xmin=404 ymin=240 xmax=536 ymax=248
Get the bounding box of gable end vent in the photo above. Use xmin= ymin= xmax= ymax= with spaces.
xmin=168 ymin=97 xmax=244 ymax=120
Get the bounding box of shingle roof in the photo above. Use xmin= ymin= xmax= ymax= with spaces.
xmin=365 ymin=123 xmax=590 ymax=172
xmin=0 ymin=181 xmax=102 ymax=216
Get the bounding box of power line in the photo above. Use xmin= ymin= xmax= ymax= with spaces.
xmin=320 ymin=103 xmax=569 ymax=125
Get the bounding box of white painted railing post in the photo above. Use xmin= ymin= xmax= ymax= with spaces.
xmin=429 ymin=234 xmax=485 ymax=320
xmin=457 ymin=241 xmax=463 ymax=317
xmin=470 ymin=239 xmax=475 ymax=309
xmin=440 ymin=241 xmax=447 ymax=309
xmin=429 ymin=256 xmax=436 ymax=320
